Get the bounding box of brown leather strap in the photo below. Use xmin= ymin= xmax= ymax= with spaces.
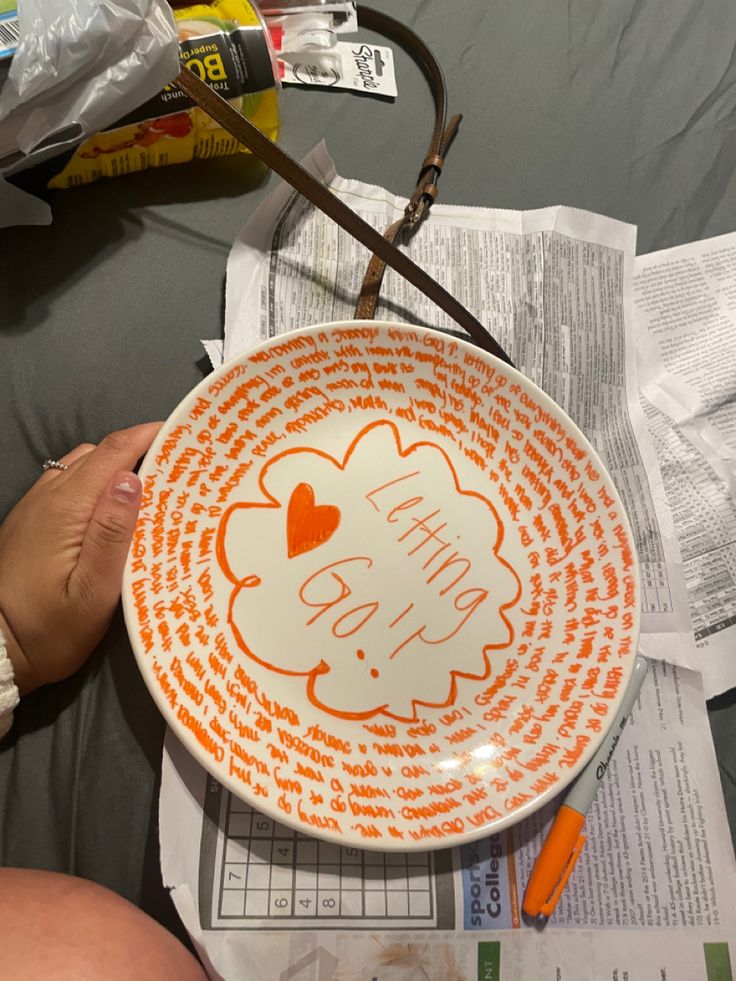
xmin=353 ymin=6 xmax=460 ymax=321
xmin=172 ymin=43 xmax=512 ymax=365
xmin=358 ymin=6 xmax=455 ymax=222
xmin=354 ymin=112 xmax=460 ymax=320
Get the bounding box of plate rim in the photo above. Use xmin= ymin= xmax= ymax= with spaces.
xmin=123 ymin=319 xmax=642 ymax=851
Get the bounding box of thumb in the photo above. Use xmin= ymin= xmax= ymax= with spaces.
xmin=73 ymin=472 xmax=142 ymax=611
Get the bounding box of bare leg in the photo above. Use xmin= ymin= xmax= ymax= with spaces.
xmin=0 ymin=868 xmax=208 ymax=981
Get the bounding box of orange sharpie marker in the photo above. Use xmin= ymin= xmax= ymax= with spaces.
xmin=522 ymin=655 xmax=649 ymax=926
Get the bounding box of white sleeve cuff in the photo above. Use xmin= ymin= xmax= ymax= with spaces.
xmin=0 ymin=628 xmax=20 ymax=740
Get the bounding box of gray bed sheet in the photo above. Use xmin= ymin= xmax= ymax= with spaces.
xmin=1 ymin=0 xmax=735 ymax=944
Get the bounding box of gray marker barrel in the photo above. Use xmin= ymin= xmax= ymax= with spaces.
xmin=563 ymin=655 xmax=649 ymax=816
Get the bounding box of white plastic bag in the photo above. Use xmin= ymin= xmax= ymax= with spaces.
xmin=0 ymin=0 xmax=179 ymax=227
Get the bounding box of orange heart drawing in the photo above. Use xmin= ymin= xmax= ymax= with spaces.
xmin=286 ymin=482 xmax=341 ymax=558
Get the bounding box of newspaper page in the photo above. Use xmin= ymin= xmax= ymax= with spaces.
xmin=633 ymin=234 xmax=736 ymax=697
xmin=220 ymin=141 xmax=693 ymax=667
xmin=160 ymin=661 xmax=736 ymax=980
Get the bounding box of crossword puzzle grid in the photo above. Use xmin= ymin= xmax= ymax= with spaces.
xmin=214 ymin=792 xmax=436 ymax=927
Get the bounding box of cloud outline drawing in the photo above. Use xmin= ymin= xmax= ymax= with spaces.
xmin=215 ymin=419 xmax=522 ymax=724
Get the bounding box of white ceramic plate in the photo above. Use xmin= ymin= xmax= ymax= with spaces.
xmin=123 ymin=322 xmax=640 ymax=850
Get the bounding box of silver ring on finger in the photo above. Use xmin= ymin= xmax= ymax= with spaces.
xmin=42 ymin=459 xmax=68 ymax=472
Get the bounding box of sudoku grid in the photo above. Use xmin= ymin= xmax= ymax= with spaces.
xmin=204 ymin=786 xmax=446 ymax=930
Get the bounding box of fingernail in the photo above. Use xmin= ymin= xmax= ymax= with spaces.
xmin=112 ymin=473 xmax=141 ymax=504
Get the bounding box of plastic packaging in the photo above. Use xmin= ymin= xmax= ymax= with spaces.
xmin=0 ymin=2 xmax=20 ymax=88
xmin=0 ymin=0 xmax=179 ymax=159
xmin=49 ymin=0 xmax=279 ymax=188
xmin=0 ymin=0 xmax=179 ymax=225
